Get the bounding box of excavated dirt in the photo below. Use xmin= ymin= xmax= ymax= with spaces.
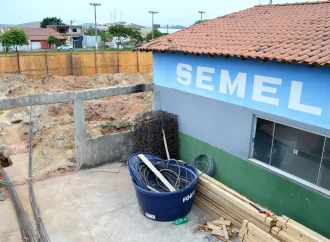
xmin=0 ymin=73 xmax=152 ymax=182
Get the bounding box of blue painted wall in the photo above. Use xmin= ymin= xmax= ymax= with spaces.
xmin=154 ymin=52 xmax=330 ymax=130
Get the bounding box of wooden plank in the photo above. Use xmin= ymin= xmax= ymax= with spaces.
xmin=194 ymin=196 xmax=242 ymax=228
xmin=196 ymin=186 xmax=244 ymax=222
xmin=198 ymin=178 xmax=275 ymax=227
xmin=221 ymin=217 xmax=229 ymax=240
xmin=138 ymin=154 xmax=175 ymax=191
xmin=242 ymin=220 xmax=280 ymax=242
xmin=207 ymin=222 xmax=222 ymax=231
xmin=211 ymin=229 xmax=225 ymax=237
xmin=199 ymin=172 xmax=252 ymax=204
xmin=271 ymin=227 xmax=298 ymax=242
xmin=196 ymin=186 xmax=271 ymax=232
xmin=214 ymin=219 xmax=231 ymax=226
xmin=276 ymin=217 xmax=325 ymax=242
xmin=195 ymin=194 xmax=242 ymax=227
xmin=281 ymin=216 xmax=330 ymax=242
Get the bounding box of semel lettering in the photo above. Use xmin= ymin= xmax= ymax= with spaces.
xmin=219 ymin=70 xmax=247 ymax=98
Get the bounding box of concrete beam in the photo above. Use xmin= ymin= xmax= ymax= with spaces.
xmin=0 ymin=83 xmax=154 ymax=110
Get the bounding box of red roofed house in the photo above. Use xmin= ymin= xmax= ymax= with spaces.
xmin=140 ymin=1 xmax=330 ymax=238
xmin=20 ymin=28 xmax=65 ymax=50
xmin=0 ymin=28 xmax=65 ymax=50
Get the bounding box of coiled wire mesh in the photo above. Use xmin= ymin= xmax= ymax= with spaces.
xmin=133 ymin=111 xmax=179 ymax=159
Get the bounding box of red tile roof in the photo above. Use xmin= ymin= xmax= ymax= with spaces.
xmin=139 ymin=1 xmax=330 ymax=66
xmin=20 ymin=28 xmax=66 ymax=41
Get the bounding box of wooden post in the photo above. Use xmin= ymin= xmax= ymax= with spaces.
xmin=94 ymin=49 xmax=98 ymax=74
xmin=69 ymin=52 xmax=73 ymax=75
xmin=136 ymin=51 xmax=139 ymax=73
xmin=117 ymin=51 xmax=120 ymax=73
xmin=45 ymin=52 xmax=49 ymax=75
xmin=16 ymin=50 xmax=20 ymax=74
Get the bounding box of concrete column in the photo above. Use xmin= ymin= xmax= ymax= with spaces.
xmin=73 ymin=99 xmax=87 ymax=168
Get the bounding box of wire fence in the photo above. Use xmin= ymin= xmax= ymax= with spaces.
xmin=0 ymin=51 xmax=152 ymax=79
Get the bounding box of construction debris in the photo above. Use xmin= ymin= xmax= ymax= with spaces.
xmin=194 ymin=172 xmax=329 ymax=242
xmin=194 ymin=216 xmax=238 ymax=241
xmin=194 ymin=172 xmax=276 ymax=232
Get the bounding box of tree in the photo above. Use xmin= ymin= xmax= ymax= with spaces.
xmin=146 ymin=29 xmax=164 ymax=41
xmin=47 ymin=35 xmax=58 ymax=48
xmin=0 ymin=35 xmax=9 ymax=52
xmin=84 ymin=28 xmax=101 ymax=36
xmin=100 ymin=31 xmax=112 ymax=48
xmin=194 ymin=20 xmax=207 ymax=25
xmin=129 ymin=28 xmax=144 ymax=47
xmin=0 ymin=29 xmax=29 ymax=73
xmin=1 ymin=29 xmax=29 ymax=52
xmin=40 ymin=17 xmax=64 ymax=28
xmin=100 ymin=31 xmax=112 ymax=42
xmin=109 ymin=24 xmax=143 ymax=49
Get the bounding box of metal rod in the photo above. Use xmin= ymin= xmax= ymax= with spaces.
xmin=317 ymin=138 xmax=327 ymax=185
xmin=198 ymin=11 xmax=206 ymax=21
xmin=90 ymin=3 xmax=101 ymax=49
xmin=28 ymin=106 xmax=51 ymax=242
xmin=1 ymin=166 xmax=37 ymax=242
xmin=269 ymin=122 xmax=276 ymax=165
xmin=149 ymin=11 xmax=158 ymax=39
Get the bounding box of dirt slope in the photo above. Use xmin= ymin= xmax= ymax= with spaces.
xmin=0 ymin=73 xmax=152 ymax=182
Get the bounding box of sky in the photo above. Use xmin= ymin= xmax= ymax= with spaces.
xmin=1 ymin=0 xmax=309 ymax=27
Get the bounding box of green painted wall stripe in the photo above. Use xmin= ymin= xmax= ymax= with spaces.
xmin=179 ymin=132 xmax=330 ymax=238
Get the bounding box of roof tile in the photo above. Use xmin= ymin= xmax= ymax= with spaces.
xmin=140 ymin=1 xmax=330 ymax=66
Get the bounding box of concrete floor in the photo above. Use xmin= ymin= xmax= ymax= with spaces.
xmin=0 ymin=163 xmax=239 ymax=242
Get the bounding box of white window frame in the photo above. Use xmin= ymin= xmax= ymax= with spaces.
xmin=249 ymin=115 xmax=330 ymax=197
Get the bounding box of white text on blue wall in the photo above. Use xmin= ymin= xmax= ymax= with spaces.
xmin=177 ymin=63 xmax=322 ymax=116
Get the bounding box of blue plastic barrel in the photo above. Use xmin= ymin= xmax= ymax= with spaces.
xmin=128 ymin=153 xmax=199 ymax=222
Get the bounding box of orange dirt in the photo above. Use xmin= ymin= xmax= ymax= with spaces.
xmin=0 ymin=73 xmax=153 ymax=182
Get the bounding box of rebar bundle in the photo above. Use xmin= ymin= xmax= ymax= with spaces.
xmin=1 ymin=167 xmax=37 ymax=242
xmin=28 ymin=106 xmax=51 ymax=242
xmin=133 ymin=111 xmax=179 ymax=159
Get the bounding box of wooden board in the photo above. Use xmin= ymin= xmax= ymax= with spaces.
xmin=221 ymin=217 xmax=229 ymax=240
xmin=138 ymin=154 xmax=175 ymax=191
xmin=198 ymin=178 xmax=275 ymax=227
xmin=196 ymin=187 xmax=271 ymax=232
xmin=214 ymin=219 xmax=231 ymax=226
xmin=276 ymin=217 xmax=326 ymax=242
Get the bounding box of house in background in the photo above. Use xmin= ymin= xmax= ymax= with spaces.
xmin=21 ymin=28 xmax=65 ymax=49
xmin=0 ymin=27 xmax=65 ymax=51
xmin=47 ymin=25 xmax=83 ymax=48
xmin=140 ymin=1 xmax=330 ymax=239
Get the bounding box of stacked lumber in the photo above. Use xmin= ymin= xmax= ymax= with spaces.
xmin=194 ymin=216 xmax=239 ymax=241
xmin=272 ymin=216 xmax=330 ymax=242
xmin=194 ymin=173 xmax=330 ymax=242
xmin=239 ymin=220 xmax=280 ymax=242
xmin=194 ymin=173 xmax=276 ymax=232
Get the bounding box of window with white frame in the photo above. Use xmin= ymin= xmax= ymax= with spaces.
xmin=252 ymin=118 xmax=330 ymax=191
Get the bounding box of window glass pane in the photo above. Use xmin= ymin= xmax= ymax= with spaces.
xmin=320 ymin=138 xmax=330 ymax=190
xmin=253 ymin=118 xmax=274 ymax=164
xmin=270 ymin=123 xmax=298 ymax=173
xmin=293 ymin=131 xmax=323 ymax=184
